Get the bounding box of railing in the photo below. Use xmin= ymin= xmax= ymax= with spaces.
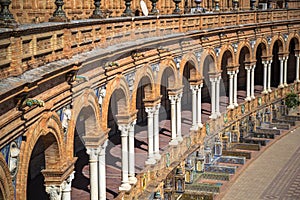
xmin=0 ymin=9 xmax=300 ymax=80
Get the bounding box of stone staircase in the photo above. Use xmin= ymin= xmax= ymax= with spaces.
xmin=183 ymin=114 xmax=300 ymax=199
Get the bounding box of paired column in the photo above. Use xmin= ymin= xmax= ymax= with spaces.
xmin=128 ymin=121 xmax=137 ymax=183
xmin=284 ymin=56 xmax=288 ymax=87
xmin=209 ymin=77 xmax=217 ymax=119
xmin=233 ymin=70 xmax=239 ymax=107
xmin=169 ymin=95 xmax=178 ymax=145
xmin=87 ymin=148 xmax=100 ymax=199
xmin=153 ymin=104 xmax=161 ymax=160
xmin=251 ymin=65 xmax=256 ymax=99
xmin=46 ymin=185 xmax=62 ymax=200
xmin=98 ymin=141 xmax=108 ymax=200
xmin=118 ymin=124 xmax=131 ymax=191
xmin=227 ymin=71 xmax=235 ymax=109
xmin=145 ymin=107 xmax=156 ymax=165
xmin=296 ymin=54 xmax=300 ymax=82
xmin=262 ymin=61 xmax=268 ymax=94
xmin=176 ymin=93 xmax=183 ymax=141
xmin=279 ymin=57 xmax=284 ymax=88
xmin=245 ymin=65 xmax=252 ymax=101
xmin=267 ymin=60 xmax=272 ymax=92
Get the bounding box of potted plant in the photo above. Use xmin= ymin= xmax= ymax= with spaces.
xmin=285 ymin=92 xmax=300 ymax=115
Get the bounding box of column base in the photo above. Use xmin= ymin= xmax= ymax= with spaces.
xmin=261 ymin=90 xmax=268 ymax=94
xmin=227 ymin=105 xmax=235 ymax=110
xmin=190 ymin=125 xmax=198 ymax=131
xmin=169 ymin=139 xmax=178 ymax=146
xmin=216 ymin=112 xmax=221 ymax=117
xmin=176 ymin=136 xmax=183 ymax=142
xmin=234 ymin=103 xmax=238 ymax=107
xmin=284 ymin=83 xmax=288 ymax=87
xmin=251 ymin=96 xmax=255 ymax=100
xmin=268 ymin=89 xmax=272 ymax=93
xmin=197 ymin=123 xmax=203 ymax=129
xmin=245 ymin=96 xmax=252 ymax=101
xmin=154 ymin=153 xmax=161 ymax=160
xmin=145 ymin=157 xmax=156 ymax=165
xmin=297 ymin=80 xmax=300 ymax=83
xmin=119 ymin=182 xmax=131 ymax=191
xmin=279 ymin=84 xmax=284 ymax=88
xmin=209 ymin=114 xmax=217 ymax=119
xmin=128 ymin=176 xmax=137 ymax=185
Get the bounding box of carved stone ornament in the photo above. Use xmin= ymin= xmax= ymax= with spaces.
xmin=8 ymin=141 xmax=20 ymax=179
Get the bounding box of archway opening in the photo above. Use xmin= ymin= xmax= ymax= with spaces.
xmin=288 ymin=38 xmax=298 ymax=83
xmin=160 ymin=67 xmax=175 ymax=120
xmin=27 ymin=134 xmax=59 ymax=200
xmin=238 ymin=46 xmax=250 ymax=102
xmin=271 ymin=40 xmax=282 ymax=87
xmin=255 ymin=43 xmax=267 ymax=93
xmin=182 ymin=61 xmax=196 ymax=110
xmin=72 ymin=106 xmax=98 ymax=199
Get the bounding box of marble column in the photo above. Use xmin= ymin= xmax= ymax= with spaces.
xmin=245 ymin=66 xmax=252 ymax=101
xmin=118 ymin=125 xmax=131 ymax=191
xmin=197 ymin=84 xmax=203 ymax=128
xmin=209 ymin=77 xmax=217 ymax=119
xmin=169 ymin=95 xmax=178 ymax=145
xmin=190 ymin=85 xmax=198 ymax=130
xmin=98 ymin=141 xmax=108 ymax=199
xmin=296 ymin=54 xmax=300 ymax=82
xmin=46 ymin=185 xmax=62 ymax=200
xmin=176 ymin=92 xmax=183 ymax=141
xmin=284 ymin=56 xmax=288 ymax=87
xmin=268 ymin=60 xmax=272 ymax=92
xmin=62 ymin=172 xmax=75 ymax=200
xmin=234 ymin=70 xmax=239 ymax=107
xmin=262 ymin=61 xmax=268 ymax=94
xmin=216 ymin=76 xmax=221 ymax=116
xmin=154 ymin=104 xmax=161 ymax=160
xmin=279 ymin=57 xmax=284 ymax=88
xmin=251 ymin=64 xmax=256 ymax=99
xmin=87 ymin=148 xmax=100 ymax=199
xmin=128 ymin=121 xmax=137 ymax=184
xmin=227 ymin=71 xmax=235 ymax=109
xmin=145 ymin=107 xmax=156 ymax=164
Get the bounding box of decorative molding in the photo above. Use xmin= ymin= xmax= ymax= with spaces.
xmin=126 ymin=71 xmax=135 ymax=93
xmin=151 ymin=63 xmax=160 ymax=72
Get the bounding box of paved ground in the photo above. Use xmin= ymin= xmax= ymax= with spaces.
xmin=222 ymin=127 xmax=300 ymax=200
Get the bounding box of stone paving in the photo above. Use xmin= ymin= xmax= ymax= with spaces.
xmin=222 ymin=127 xmax=300 ymax=200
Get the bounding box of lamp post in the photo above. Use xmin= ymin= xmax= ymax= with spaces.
xmin=50 ymin=0 xmax=69 ymax=22
xmin=174 ymin=167 xmax=185 ymax=193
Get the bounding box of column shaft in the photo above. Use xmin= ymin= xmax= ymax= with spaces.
xmin=245 ymin=67 xmax=251 ymax=101
xmin=119 ymin=126 xmax=131 ymax=191
xmin=209 ymin=78 xmax=217 ymax=119
xmin=197 ymin=84 xmax=203 ymax=128
xmin=268 ymin=61 xmax=272 ymax=92
xmin=251 ymin=65 xmax=256 ymax=99
xmin=98 ymin=144 xmax=107 ymax=200
xmin=296 ymin=55 xmax=300 ymax=82
xmin=169 ymin=95 xmax=178 ymax=145
xmin=87 ymin=148 xmax=99 ymax=200
xmin=263 ymin=62 xmax=268 ymax=94
xmin=176 ymin=93 xmax=183 ymax=141
xmin=279 ymin=58 xmax=284 ymax=87
xmin=216 ymin=76 xmax=221 ymax=116
xmin=190 ymin=86 xmax=198 ymax=130
xmin=228 ymin=73 xmax=234 ymax=109
xmin=154 ymin=104 xmax=161 ymax=160
xmin=145 ymin=107 xmax=156 ymax=164
xmin=284 ymin=56 xmax=288 ymax=86
xmin=234 ymin=70 xmax=239 ymax=107
xmin=128 ymin=122 xmax=137 ymax=184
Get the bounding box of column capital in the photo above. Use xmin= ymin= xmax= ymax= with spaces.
xmin=86 ymin=147 xmax=100 ymax=160
xmin=61 ymin=171 xmax=75 ymax=192
xmin=190 ymin=84 xmax=198 ymax=91
xmin=46 ymin=185 xmax=62 ymax=200
xmin=168 ymin=94 xmax=178 ymax=103
xmin=177 ymin=92 xmax=183 ymax=100
xmin=118 ymin=124 xmax=131 ymax=137
xmin=145 ymin=106 xmax=156 ymax=115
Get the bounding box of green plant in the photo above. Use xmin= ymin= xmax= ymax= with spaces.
xmin=285 ymin=92 xmax=300 ymax=109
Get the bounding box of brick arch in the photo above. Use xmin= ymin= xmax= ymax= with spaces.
xmin=219 ymin=45 xmax=235 ymax=67
xmin=253 ymin=37 xmax=269 ymax=57
xmin=286 ymin=32 xmax=300 ymax=52
xmin=156 ymin=57 xmax=179 ymax=92
xmin=131 ymin=65 xmax=156 ymax=112
xmin=16 ymin=112 xmax=65 ymax=200
xmin=66 ymin=89 xmax=102 ymax=157
xmin=102 ymin=74 xmax=131 ymax=130
xmin=235 ymin=41 xmax=252 ymax=64
xmin=0 ymin=153 xmax=14 ymax=200
xmin=179 ymin=52 xmax=200 ymax=84
xmin=199 ymin=48 xmax=218 ymax=76
xmin=270 ymin=34 xmax=285 ymax=54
